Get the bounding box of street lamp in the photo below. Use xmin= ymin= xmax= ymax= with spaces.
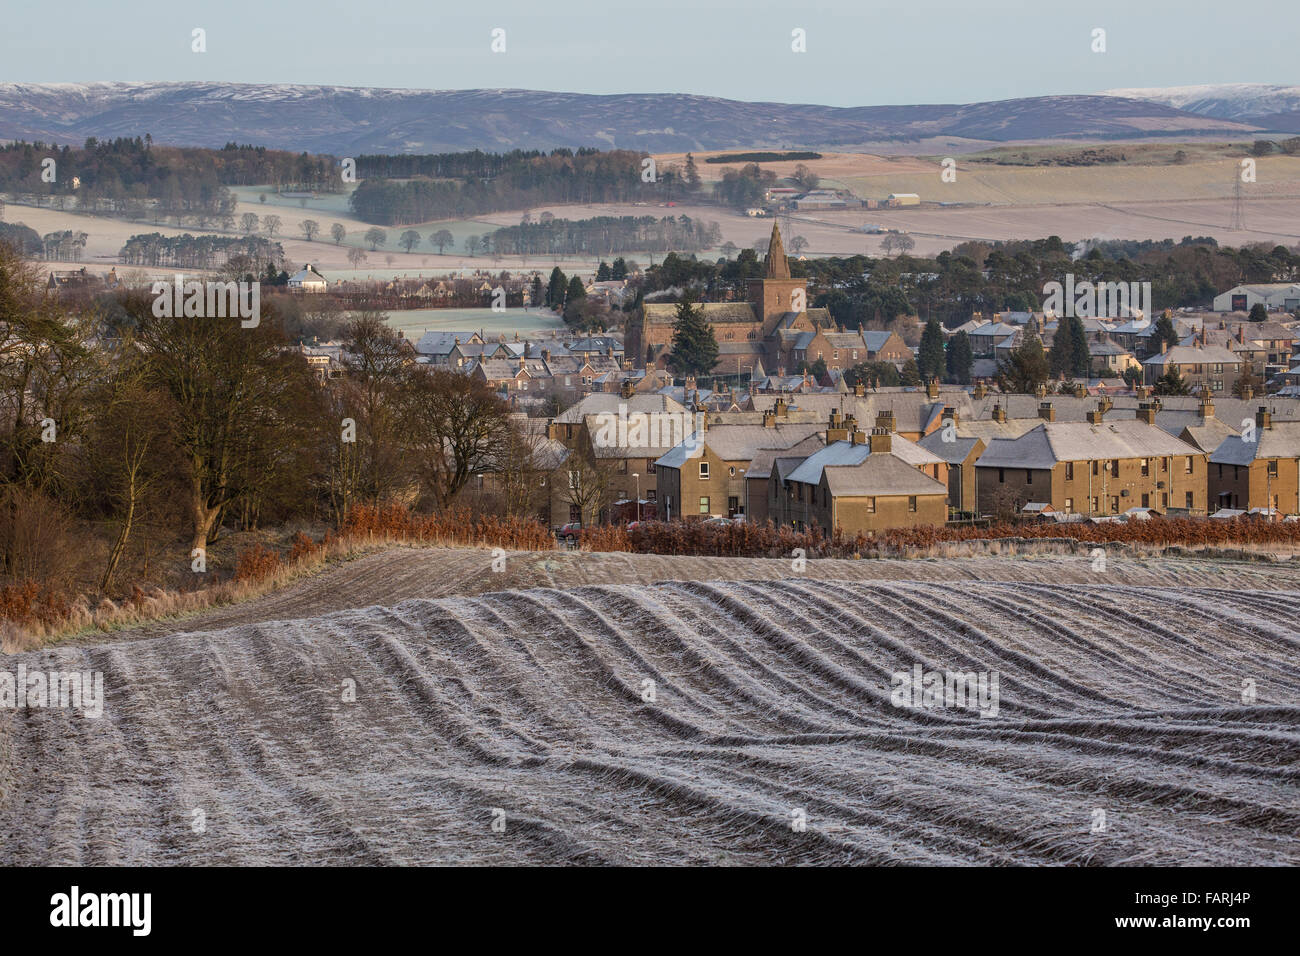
xmin=632 ymin=473 xmax=640 ymax=523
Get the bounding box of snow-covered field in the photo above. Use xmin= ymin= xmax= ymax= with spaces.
xmin=1 ymin=549 xmax=1296 ymax=865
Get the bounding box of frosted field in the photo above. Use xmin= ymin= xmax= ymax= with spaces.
xmin=1 ymin=548 xmax=1297 ymax=865
xmin=381 ymin=307 xmax=564 ymax=338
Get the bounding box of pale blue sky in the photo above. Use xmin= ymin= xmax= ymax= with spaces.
xmin=2 ymin=0 xmax=1294 ymax=106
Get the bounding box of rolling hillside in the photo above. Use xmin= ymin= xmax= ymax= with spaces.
xmin=0 ymin=82 xmax=1260 ymax=154
xmin=1 ymin=548 xmax=1296 ymax=865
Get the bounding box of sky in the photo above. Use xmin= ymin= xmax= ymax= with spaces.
xmin=2 ymin=0 xmax=1296 ymax=106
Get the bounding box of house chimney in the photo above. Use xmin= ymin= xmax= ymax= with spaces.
xmin=1160 ymin=339 xmax=1168 ymax=354
xmin=1035 ymin=383 xmax=1047 ymax=400
xmin=875 ymin=409 xmax=897 ymax=433
xmin=853 ymin=382 xmax=865 ymax=397
xmin=1237 ymin=325 xmax=1246 ymax=345
xmin=926 ymin=377 xmax=940 ymax=400
xmin=973 ymin=382 xmax=987 ymax=400
xmin=620 ymin=379 xmax=635 ymax=399
xmin=541 ymin=348 xmax=551 ymax=362
xmin=1257 ymin=406 xmax=1272 ymax=430
xmin=1197 ymin=387 xmax=1215 ymax=419
xmin=941 ymin=405 xmax=958 ymax=426
xmin=762 ymin=408 xmax=776 ymax=428
xmin=1038 ymin=401 xmax=1056 ymax=422
xmin=1136 ymin=401 xmax=1158 ymax=425
xmin=776 ymin=397 xmax=790 ymax=417
xmin=868 ymin=427 xmax=892 ymax=454
xmin=1072 ymin=382 xmax=1087 ymax=399
xmin=1099 ymin=397 xmax=1113 ymax=415
xmin=827 ymin=408 xmax=850 ymax=442
xmin=992 ymin=403 xmax=1007 ymax=423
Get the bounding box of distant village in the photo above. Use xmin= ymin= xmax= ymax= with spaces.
xmin=44 ymin=224 xmax=1300 ymax=534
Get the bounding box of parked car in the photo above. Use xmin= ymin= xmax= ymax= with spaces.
xmin=703 ymin=516 xmax=732 ymax=527
xmin=626 ymin=521 xmax=641 ymax=532
xmin=558 ymin=522 xmax=582 ymax=542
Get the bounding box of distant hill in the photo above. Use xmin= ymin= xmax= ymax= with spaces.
xmin=1104 ymin=83 xmax=1300 ymax=133
xmin=0 ymin=82 xmax=1260 ymax=155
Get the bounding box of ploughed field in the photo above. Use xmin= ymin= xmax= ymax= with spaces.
xmin=1 ymin=549 xmax=1297 ymax=865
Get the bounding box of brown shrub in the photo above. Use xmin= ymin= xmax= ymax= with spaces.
xmin=233 ymin=543 xmax=283 ymax=583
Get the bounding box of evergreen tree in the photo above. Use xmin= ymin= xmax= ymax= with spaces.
xmin=997 ymin=332 xmax=1049 ymax=393
xmin=566 ymin=275 xmax=587 ymax=303
xmin=530 ymin=274 xmax=542 ymax=305
xmin=611 ymin=257 xmax=628 ymax=280
xmin=1249 ymin=302 xmax=1268 ymax=322
xmin=900 ymin=355 xmax=921 ymax=387
xmin=1149 ymin=313 xmax=1180 ymax=353
xmin=1069 ymin=314 xmax=1091 ymax=378
xmin=595 ymin=261 xmax=612 ymax=281
xmin=946 ymin=330 xmax=973 ymax=385
xmin=546 ymin=267 xmax=567 ymax=309
xmin=666 ymin=295 xmax=719 ymax=378
xmin=684 ymin=153 xmax=701 ymax=191
xmin=1048 ymin=316 xmax=1075 ymax=379
xmin=918 ymin=317 xmax=945 ymax=382
xmin=1154 ymin=367 xmax=1191 ymax=395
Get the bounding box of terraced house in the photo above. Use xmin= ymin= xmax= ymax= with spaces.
xmin=1208 ymin=409 xmax=1300 ymax=514
xmin=974 ymin=401 xmax=1208 ymax=517
xmin=770 ymin=410 xmax=948 ymax=533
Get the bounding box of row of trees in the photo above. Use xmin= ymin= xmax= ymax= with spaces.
xmin=118 ymin=233 xmax=284 ymax=270
xmin=350 ymin=149 xmax=680 ymax=225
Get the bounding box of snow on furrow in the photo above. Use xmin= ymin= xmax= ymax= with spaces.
xmin=2 ymin=571 xmax=1297 ymax=865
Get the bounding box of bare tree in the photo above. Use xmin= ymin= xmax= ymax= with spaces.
xmin=239 ymin=212 xmax=259 ymax=235
xmin=399 ymin=368 xmax=509 ymax=510
xmin=430 ymin=229 xmax=454 ymax=254
xmin=262 ymin=214 xmax=283 ymax=238
xmin=301 ymin=219 xmax=320 ymax=242
xmin=330 ymin=223 xmax=347 ymax=245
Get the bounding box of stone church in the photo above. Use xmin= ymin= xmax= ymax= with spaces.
xmin=626 ymin=222 xmax=832 ymax=376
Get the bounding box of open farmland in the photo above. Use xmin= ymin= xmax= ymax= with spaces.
xmin=1 ymin=548 xmax=1296 ymax=865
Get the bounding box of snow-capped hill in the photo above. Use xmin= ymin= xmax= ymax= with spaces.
xmin=0 ymin=81 xmax=1260 ymax=154
xmin=1102 ymin=83 xmax=1300 ymax=127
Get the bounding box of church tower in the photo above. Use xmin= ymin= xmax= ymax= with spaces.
xmin=749 ymin=221 xmax=808 ymax=337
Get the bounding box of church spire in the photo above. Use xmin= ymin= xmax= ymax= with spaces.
xmin=764 ymin=221 xmax=791 ymax=279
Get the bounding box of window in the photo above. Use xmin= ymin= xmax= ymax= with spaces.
xmin=1141 ymin=493 xmax=1149 ymax=508
xmin=1185 ymin=457 xmax=1194 ymax=475
xmin=1065 ymin=462 xmax=1074 ymax=480
xmin=569 ymin=504 xmax=581 ymax=522
xmin=1092 ymin=460 xmax=1099 ymax=476
xmin=1026 ymin=470 xmax=1033 ymax=485
xmin=618 ymin=460 xmax=628 ymax=474
xmin=833 ymin=350 xmax=839 ymax=360
xmin=1162 ymin=493 xmax=1168 ymax=508
xmin=1091 ymin=497 xmax=1099 ymax=513
xmin=699 ymin=462 xmax=710 ymax=479
xmin=647 ymin=490 xmax=656 ymax=501
xmin=865 ymin=497 xmax=876 ymax=513
xmin=1110 ymin=460 xmax=1120 ymax=478
xmin=1064 ymin=497 xmax=1074 ymax=512
xmin=1110 ymin=496 xmax=1119 ymax=513
xmin=1186 ymin=492 xmax=1194 ymax=509
xmin=728 ymin=496 xmax=739 ymax=516
xmin=1140 ymin=458 xmax=1150 ymax=477
xmin=998 ymin=468 xmax=1005 ymax=483
xmin=908 ymin=496 xmax=917 ymax=513
xmin=729 ymin=466 xmax=736 ymax=477
xmin=1268 ymin=460 xmax=1279 ymax=478
xmin=698 ymin=496 xmax=709 ymax=514
xmin=1217 ymin=463 xmax=1223 ymax=479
